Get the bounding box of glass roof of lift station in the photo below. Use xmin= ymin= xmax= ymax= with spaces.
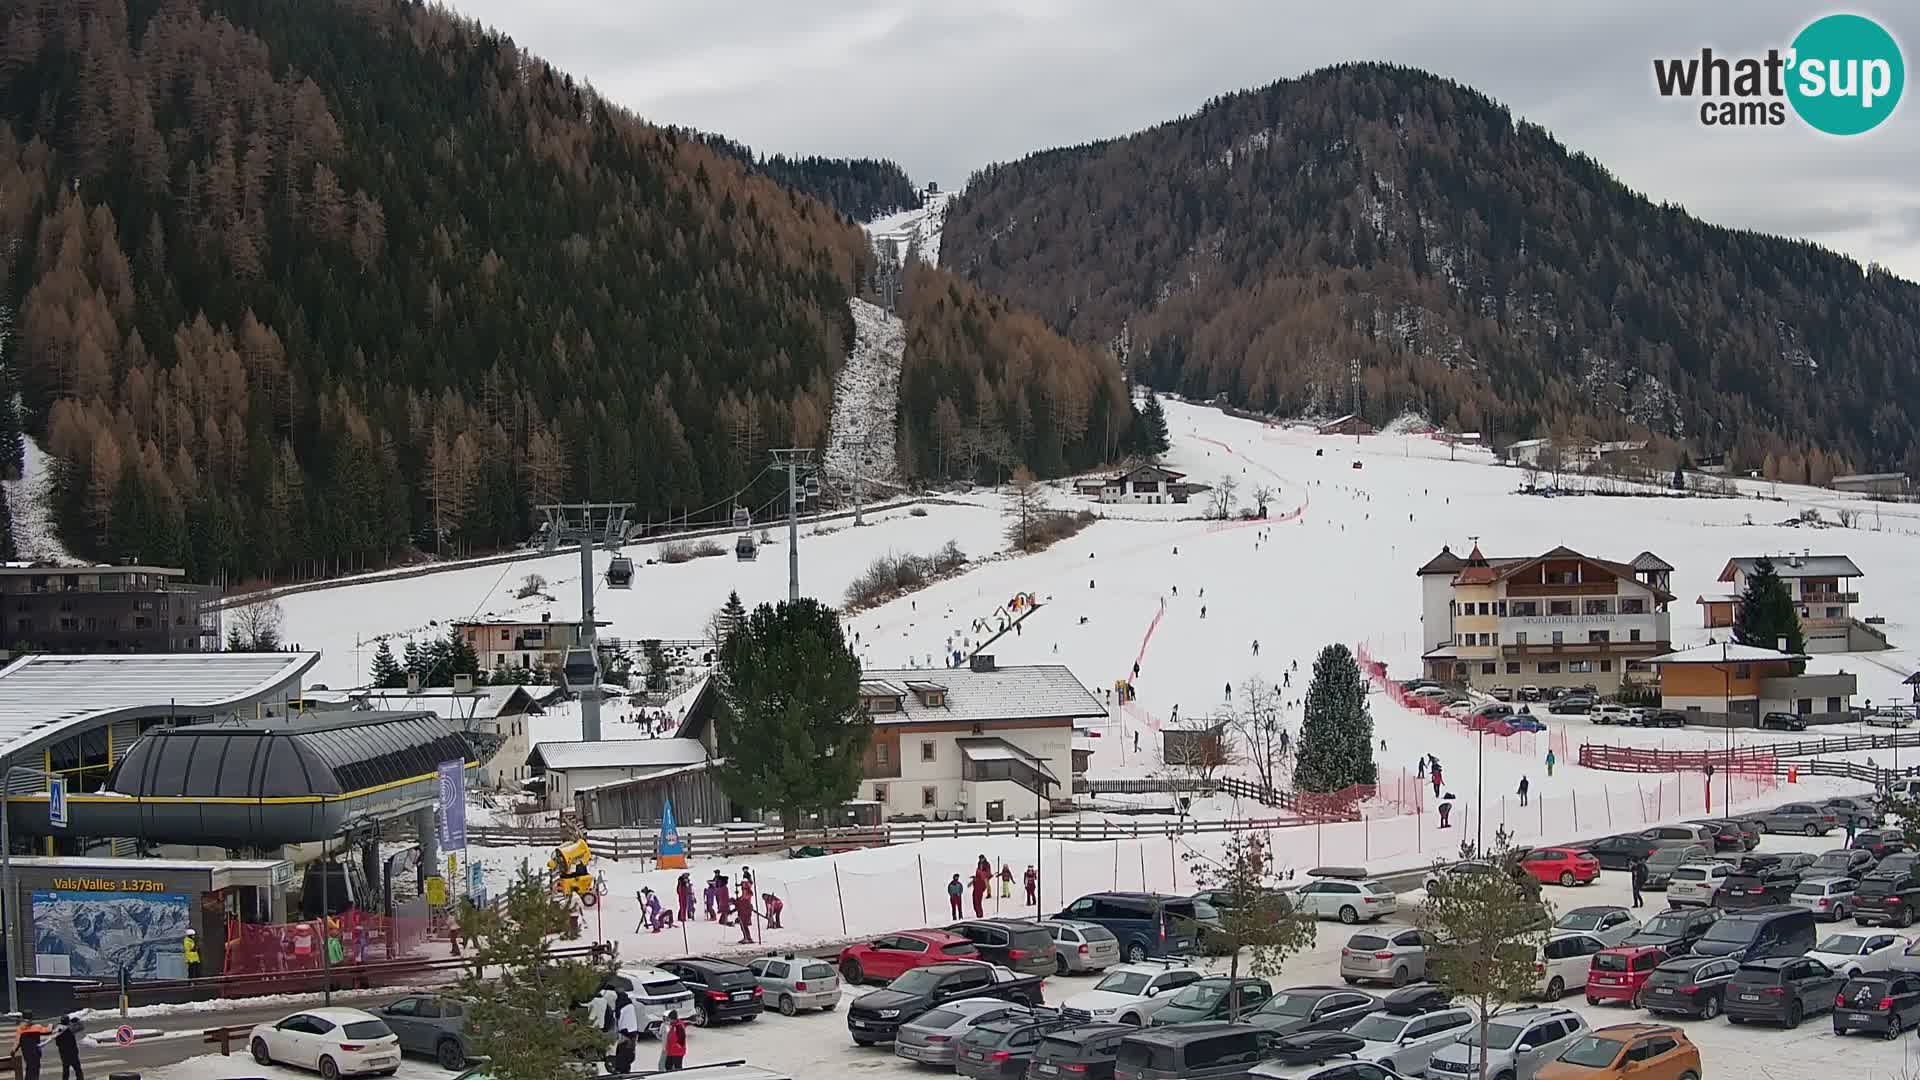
xmin=107 ymin=711 xmax=475 ymax=799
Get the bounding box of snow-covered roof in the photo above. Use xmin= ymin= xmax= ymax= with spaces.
xmin=1720 ymin=555 xmax=1863 ymax=580
xmin=352 ymin=685 xmax=540 ymax=722
xmin=530 ymin=737 xmax=708 ymax=772
xmin=573 ymin=759 xmax=713 ymax=793
xmin=1695 ymin=594 xmax=1741 ymax=604
xmin=1834 ymin=473 xmax=1907 ymax=483
xmin=1645 ymin=643 xmax=1808 ymax=665
xmin=858 ymin=664 xmax=1104 ymax=726
xmin=0 ymin=652 xmax=319 ymax=761
xmin=956 ymin=737 xmax=1059 ymax=780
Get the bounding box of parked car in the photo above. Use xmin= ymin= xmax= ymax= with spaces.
xmin=1806 ymin=931 xmax=1906 ymax=977
xmin=1488 ymin=687 xmax=1514 ymax=702
xmin=1055 ymin=893 xmax=1201 ymax=961
xmin=1246 ymin=986 xmax=1382 ymax=1036
xmin=894 ymin=999 xmax=1035 ymax=1067
xmin=1622 ymin=906 xmax=1722 ymax=954
xmin=947 ymin=920 xmax=1061 ymax=978
xmin=1578 ymin=835 xmax=1663 ymax=872
xmin=1146 ymin=976 xmax=1273 ymax=1026
xmin=1790 ymin=877 xmax=1860 ymax=921
xmin=1059 ymin=961 xmax=1205 ymax=1026
xmin=1339 ymin=1005 xmax=1476 ymax=1077
xmin=596 ymin=966 xmax=698 ymax=1039
xmin=1292 ymin=878 xmax=1399 ymax=924
xmin=1583 ymin=946 xmax=1668 ymax=1008
xmin=1761 ymin=711 xmax=1808 ymax=731
xmin=1855 ymin=829 xmax=1909 ymax=860
xmin=1423 ymin=1007 xmax=1588 ymax=1080
xmin=1665 ymin=863 xmax=1732 ymax=908
xmin=1876 ymin=852 xmax=1920 ymax=880
xmin=1520 ymin=848 xmax=1601 ymax=888
xmin=1714 ymin=866 xmax=1802 ymax=910
xmin=1638 ymin=710 xmax=1687 ymax=729
xmin=1027 ymin=1022 xmax=1133 ymax=1080
xmin=1114 ymin=1022 xmax=1278 ymax=1080
xmin=1506 ymin=714 xmax=1548 ymax=733
xmin=838 ymin=930 xmax=980 ymax=985
xmin=1689 ymin=906 xmax=1817 ymax=962
xmin=1641 ymin=824 xmax=1717 ymax=847
xmin=1756 ymin=802 xmax=1839 ymax=836
xmin=1687 ymin=819 xmax=1748 ymax=853
xmin=1772 ymin=852 xmax=1821 ymax=876
xmin=1823 ymin=796 xmax=1881 ymax=829
xmin=1552 ymin=907 xmax=1639 ymax=947
xmin=1722 ymin=817 xmax=1766 ymax=849
xmin=1038 ymin=918 xmax=1122 ymax=975
xmin=1805 ymin=848 xmax=1877 ymax=880
xmin=371 ymin=994 xmax=473 ymax=1070
xmin=955 ymin=1012 xmax=1082 ymax=1080
xmin=1409 ymin=685 xmax=1450 ymax=700
xmin=248 ymin=1008 xmax=401 ymax=1078
xmin=1382 ymin=983 xmax=1454 ymax=1014
xmin=1189 ymin=886 xmax=1296 ymax=920
xmin=846 ymin=962 xmax=1045 ymax=1045
xmin=1339 ymin=928 xmax=1434 ymax=987
xmin=1863 ymin=709 xmax=1915 ymax=729
xmin=1516 ymin=685 xmax=1541 ymax=702
xmin=1640 ymin=955 xmax=1739 ymax=1020
xmin=1423 ymin=861 xmax=1497 ymax=894
xmin=1833 ymin=973 xmax=1920 ymax=1038
xmin=746 ymin=953 xmax=841 ymax=1016
xmin=1535 ymin=1024 xmax=1700 ymax=1080
xmin=1852 ymin=872 xmax=1920 ymax=927
xmin=1640 ymin=845 xmax=1711 ymax=890
xmin=1549 ymin=695 xmax=1593 ymax=716
xmin=1724 ymin=956 xmax=1844 ymax=1026
xmin=1591 ymin=704 xmax=1631 ymax=725
xmin=1536 ymin=933 xmax=1608 ymax=999
xmin=660 ymin=957 xmax=764 ymax=1026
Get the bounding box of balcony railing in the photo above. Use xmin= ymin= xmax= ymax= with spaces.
xmin=1504 ymin=581 xmax=1618 ymax=597
xmin=1799 ymin=591 xmax=1859 ymax=604
xmin=1503 ymin=640 xmax=1666 ymax=657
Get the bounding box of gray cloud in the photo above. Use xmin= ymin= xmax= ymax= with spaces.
xmin=446 ymin=0 xmax=1920 ymax=279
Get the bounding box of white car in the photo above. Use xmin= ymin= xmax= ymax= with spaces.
xmin=1590 ymin=704 xmax=1632 ymax=725
xmin=1551 ymin=906 xmax=1640 ymax=946
xmin=1423 ymin=861 xmax=1498 ymax=895
xmin=1060 ymin=961 xmax=1205 ymax=1026
xmin=596 ymin=967 xmax=698 ymax=1036
xmin=1441 ymin=702 xmax=1472 ymax=720
xmin=1408 ymin=686 xmax=1449 ymax=700
xmin=1664 ymin=862 xmax=1732 ymax=907
xmin=1807 ymin=931 xmax=1907 ymax=977
xmin=1294 ymin=878 xmax=1400 ymax=923
xmin=1536 ymin=932 xmax=1607 ymax=999
xmin=249 ymin=1008 xmax=401 ymax=1077
xmin=1340 ymin=1005 xmax=1477 ymax=1076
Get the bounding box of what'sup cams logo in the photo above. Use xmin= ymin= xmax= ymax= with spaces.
xmin=1654 ymin=13 xmax=1904 ymax=134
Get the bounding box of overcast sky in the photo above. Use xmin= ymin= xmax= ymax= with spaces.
xmin=447 ymin=0 xmax=1920 ymax=281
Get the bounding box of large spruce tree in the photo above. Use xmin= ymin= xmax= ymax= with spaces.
xmin=1293 ymin=643 xmax=1377 ymax=793
xmin=369 ymin=640 xmax=405 ymax=688
xmin=712 ymin=598 xmax=869 ymax=830
xmin=1732 ymin=556 xmax=1806 ymax=668
xmin=1133 ymin=394 xmax=1172 ymax=458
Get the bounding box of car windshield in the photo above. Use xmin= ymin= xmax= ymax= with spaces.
xmin=1673 ymin=867 xmax=1707 ymax=881
xmin=1791 ymin=883 xmax=1828 ymax=897
xmin=1818 ymin=935 xmax=1871 ymax=954
xmin=1592 ymin=952 xmax=1631 ymax=972
xmin=889 ymin=970 xmax=944 ymax=994
xmin=1556 ymin=1037 xmax=1624 ymax=1069
xmin=1555 ymin=911 xmax=1604 ymax=931
xmin=1457 ymin=1021 xmax=1525 ymax=1050
xmin=1191 ymin=900 xmax=1222 ymax=921
xmin=1702 ymin=919 xmax=1759 ymax=945
xmin=1814 ymin=854 xmax=1852 ymax=869
xmin=1258 ymin=993 xmax=1321 ymax=1018
xmin=1168 ymin=982 xmax=1227 ymax=1008
xmin=918 ymin=1008 xmax=967 ymax=1028
xmin=1641 ymin=912 xmax=1695 ymax=935
xmin=341 ymin=1020 xmax=392 ymax=1040
xmin=1081 ymin=926 xmax=1117 ymax=942
xmin=1648 ymin=849 xmax=1689 ymax=866
xmin=1348 ymin=935 xmax=1390 ymax=950
xmin=641 ymin=980 xmax=685 ymax=997
xmin=1346 ymin=1014 xmax=1411 ymax=1043
xmin=1092 ymin=971 xmax=1151 ymax=995
xmin=802 ymin=964 xmax=835 ymax=981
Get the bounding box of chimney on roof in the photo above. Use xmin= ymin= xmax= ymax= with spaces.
xmin=971 ymin=654 xmax=996 ymax=673
xmin=541 ymin=612 xmax=551 ymax=622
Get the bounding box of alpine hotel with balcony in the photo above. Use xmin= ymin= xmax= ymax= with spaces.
xmin=1417 ymin=544 xmax=1674 ymax=694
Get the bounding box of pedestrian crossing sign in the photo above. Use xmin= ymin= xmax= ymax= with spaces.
xmin=48 ymin=776 xmax=67 ymax=829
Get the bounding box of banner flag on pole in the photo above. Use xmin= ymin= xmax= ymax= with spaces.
xmin=437 ymin=760 xmax=467 ymax=851
xmin=657 ymin=797 xmax=688 ymax=869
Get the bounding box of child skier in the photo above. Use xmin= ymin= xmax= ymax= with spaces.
xmin=1023 ymin=865 xmax=1039 ymax=904
xmin=947 ymin=874 xmax=964 ymax=917
xmin=999 ymin=863 xmax=1014 ymax=899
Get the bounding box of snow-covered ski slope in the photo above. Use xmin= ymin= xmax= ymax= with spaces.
xmin=2 ymin=434 xmax=79 ymax=564
xmin=823 ymin=298 xmax=905 ymax=488
xmin=867 ymin=187 xmax=950 ymax=266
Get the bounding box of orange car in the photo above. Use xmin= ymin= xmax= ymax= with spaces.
xmin=1536 ymin=1023 xmax=1701 ymax=1080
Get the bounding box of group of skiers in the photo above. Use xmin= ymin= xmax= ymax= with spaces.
xmin=946 ymin=856 xmax=1040 ymax=917
xmin=588 ymin=982 xmax=691 ymax=1072
xmin=651 ymin=868 xmax=781 ymax=944
xmin=7 ymin=1012 xmax=83 ymax=1080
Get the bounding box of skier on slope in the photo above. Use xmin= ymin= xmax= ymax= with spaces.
xmin=1251 ymin=639 xmax=1259 ymax=656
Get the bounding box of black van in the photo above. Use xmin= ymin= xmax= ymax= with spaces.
xmin=1114 ymin=1022 xmax=1276 ymax=1080
xmin=1687 ymin=905 xmax=1815 ymax=961
xmin=1056 ymin=893 xmax=1198 ymax=961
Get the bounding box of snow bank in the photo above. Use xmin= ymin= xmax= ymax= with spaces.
xmin=824 ymin=298 xmax=905 ymax=488
xmin=2 ymin=434 xmax=79 ymax=563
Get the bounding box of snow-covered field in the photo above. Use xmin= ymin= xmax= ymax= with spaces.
xmin=823 ymin=297 xmax=906 ymax=488
xmin=867 ymin=187 xmax=951 ymax=266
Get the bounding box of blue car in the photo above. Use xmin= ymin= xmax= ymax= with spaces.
xmin=1508 ymin=715 xmax=1547 ymax=732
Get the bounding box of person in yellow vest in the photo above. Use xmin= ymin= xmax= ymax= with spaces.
xmin=183 ymin=929 xmax=202 ymax=979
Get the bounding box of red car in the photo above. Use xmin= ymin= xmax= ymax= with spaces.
xmin=837 ymin=929 xmax=980 ymax=985
xmin=1585 ymin=945 xmax=1668 ymax=1007
xmin=1521 ymin=847 xmax=1601 ymax=886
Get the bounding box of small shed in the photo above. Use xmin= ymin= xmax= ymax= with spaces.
xmin=1317 ymin=414 xmax=1375 ymax=437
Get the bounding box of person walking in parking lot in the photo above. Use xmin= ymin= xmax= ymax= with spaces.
xmin=661 ymin=1009 xmax=689 ymax=1071
xmin=1517 ymin=776 xmax=1530 ymax=806
xmin=1630 ymin=857 xmax=1647 ymax=908
xmin=1846 ymin=813 xmax=1859 ymax=844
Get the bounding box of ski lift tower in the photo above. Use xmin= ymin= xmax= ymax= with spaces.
xmin=770 ymin=449 xmax=820 ymax=602
xmin=537 ymin=502 xmax=631 ymax=742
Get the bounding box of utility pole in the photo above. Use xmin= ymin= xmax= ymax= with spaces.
xmin=578 ymin=535 xmax=600 ymax=741
xmin=771 ymin=450 xmax=818 ymax=602
xmin=848 ymin=437 xmax=870 ymax=527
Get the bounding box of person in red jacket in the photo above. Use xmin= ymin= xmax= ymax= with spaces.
xmin=971 ymin=856 xmax=991 ymax=918
xmin=660 ymin=1009 xmax=689 ymax=1071
xmin=1023 ymin=865 xmax=1039 ymax=904
xmin=734 ymin=885 xmax=754 ymax=944
xmin=676 ymin=873 xmax=695 ymax=923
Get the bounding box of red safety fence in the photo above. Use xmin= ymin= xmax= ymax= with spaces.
xmin=1578 ymin=744 xmax=1782 ymax=775
xmin=1353 ymin=642 xmax=1567 ymax=760
xmin=224 ymin=902 xmax=433 ymax=979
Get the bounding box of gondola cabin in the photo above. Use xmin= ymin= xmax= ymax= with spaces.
xmin=561 ymin=648 xmax=599 ymax=692
xmin=606 ymin=556 xmax=634 ymax=589
xmin=736 ymin=533 xmax=757 ymax=561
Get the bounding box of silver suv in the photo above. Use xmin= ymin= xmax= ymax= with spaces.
xmin=1425 ymin=1007 xmax=1588 ymax=1080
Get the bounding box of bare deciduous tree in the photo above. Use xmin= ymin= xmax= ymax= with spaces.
xmin=227 ymin=596 xmax=285 ymax=651
xmin=1156 ymin=716 xmax=1241 ymax=798
xmin=1226 ymin=678 xmax=1291 ymax=796
xmin=1209 ymin=474 xmax=1240 ymax=520
xmin=1250 ymin=483 xmax=1275 ymax=517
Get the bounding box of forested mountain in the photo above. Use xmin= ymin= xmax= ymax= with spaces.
xmin=897 ymin=263 xmax=1132 ymax=483
xmin=943 ymin=63 xmax=1920 ymax=479
xmin=0 ymin=0 xmax=1110 ymax=585
xmin=687 ymin=133 xmax=921 ymax=221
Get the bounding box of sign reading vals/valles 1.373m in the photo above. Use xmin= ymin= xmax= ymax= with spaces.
xmin=49 ymin=878 xmax=171 ymax=893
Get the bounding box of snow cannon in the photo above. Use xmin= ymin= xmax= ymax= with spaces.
xmin=548 ymin=838 xmax=598 ymax=903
